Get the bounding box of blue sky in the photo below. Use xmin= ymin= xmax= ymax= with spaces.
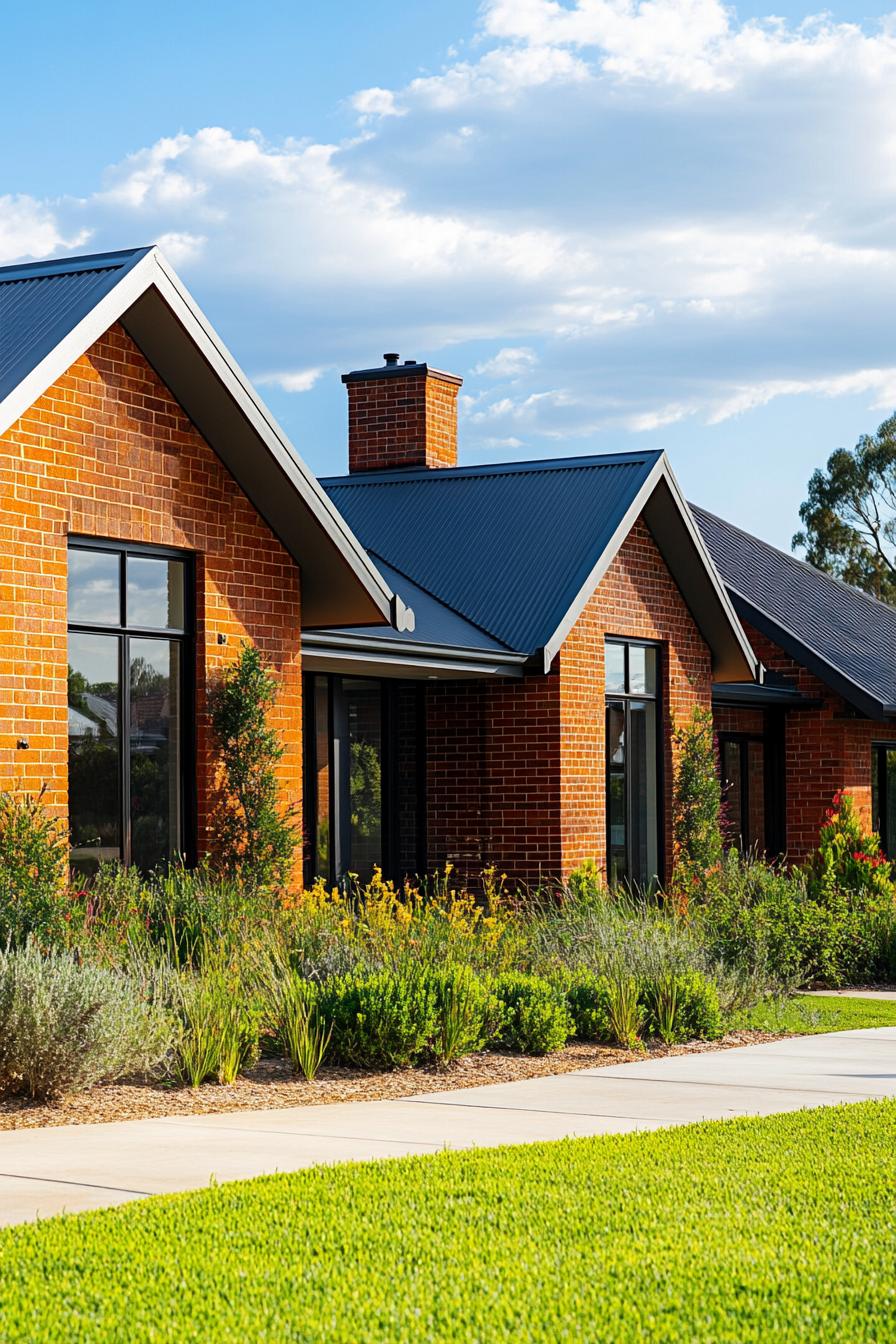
xmin=3 ymin=0 xmax=896 ymax=549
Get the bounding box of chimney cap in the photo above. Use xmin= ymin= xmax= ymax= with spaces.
xmin=342 ymin=359 xmax=463 ymax=387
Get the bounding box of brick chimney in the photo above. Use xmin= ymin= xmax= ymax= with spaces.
xmin=342 ymin=354 xmax=462 ymax=473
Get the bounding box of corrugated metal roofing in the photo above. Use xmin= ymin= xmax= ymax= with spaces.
xmin=0 ymin=248 xmax=151 ymax=405
xmin=321 ymin=451 xmax=662 ymax=656
xmin=694 ymin=504 xmax=896 ymax=715
xmin=327 ymin=554 xmax=512 ymax=652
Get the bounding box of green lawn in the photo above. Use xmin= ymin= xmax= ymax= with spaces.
xmin=739 ymin=992 xmax=896 ymax=1035
xmin=1 ymin=1101 xmax=895 ymax=1342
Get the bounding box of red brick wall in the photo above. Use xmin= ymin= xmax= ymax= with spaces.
xmin=0 ymin=323 xmax=303 ymax=878
xmin=425 ymin=518 xmax=712 ymax=886
xmin=558 ymin=518 xmax=712 ymax=879
xmin=737 ymin=621 xmax=896 ymax=857
xmin=346 ymin=368 xmax=461 ymax=473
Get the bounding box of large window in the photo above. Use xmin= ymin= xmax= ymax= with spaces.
xmin=605 ymin=639 xmax=660 ymax=888
xmin=67 ymin=540 xmax=191 ymax=873
xmin=872 ymin=744 xmax=896 ymax=857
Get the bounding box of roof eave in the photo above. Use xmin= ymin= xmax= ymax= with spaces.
xmin=0 ymin=246 xmax=406 ymax=633
xmin=302 ymin=630 xmax=526 ymax=680
xmin=538 ymin=455 xmax=760 ymax=683
xmin=727 ymin=591 xmax=889 ymax=720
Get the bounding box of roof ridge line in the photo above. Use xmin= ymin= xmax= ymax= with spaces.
xmin=0 ymin=247 xmax=155 ymax=284
xmin=321 ymin=448 xmax=663 ymax=487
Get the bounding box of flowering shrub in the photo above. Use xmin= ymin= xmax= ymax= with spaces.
xmin=809 ymin=791 xmax=895 ymax=902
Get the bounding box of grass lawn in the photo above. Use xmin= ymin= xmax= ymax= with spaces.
xmin=739 ymin=992 xmax=896 ymax=1035
xmin=1 ymin=1101 xmax=894 ymax=1342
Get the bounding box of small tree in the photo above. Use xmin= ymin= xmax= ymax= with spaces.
xmin=209 ymin=644 xmax=299 ymax=892
xmin=671 ymin=706 xmax=723 ymax=901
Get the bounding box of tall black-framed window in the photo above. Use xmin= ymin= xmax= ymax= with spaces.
xmin=872 ymin=743 xmax=896 ymax=856
xmin=303 ymin=673 xmax=425 ymax=887
xmin=719 ymin=732 xmax=766 ymax=854
xmin=67 ymin=537 xmax=194 ymax=873
xmin=605 ymin=638 xmax=661 ymax=888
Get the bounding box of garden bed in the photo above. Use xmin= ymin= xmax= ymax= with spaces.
xmin=0 ymin=1029 xmax=774 ymax=1131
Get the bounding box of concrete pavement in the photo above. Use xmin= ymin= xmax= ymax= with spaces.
xmin=1 ymin=1026 xmax=894 ymax=1227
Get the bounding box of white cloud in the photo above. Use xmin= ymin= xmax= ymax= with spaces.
xmin=256 ymin=366 xmax=329 ymax=394
xmin=350 ymin=87 xmax=406 ymax=121
xmin=708 ymin=367 xmax=896 ymax=424
xmin=5 ymin=1 xmax=896 ymax=489
xmin=474 ymin=346 xmax=538 ymax=377
xmin=0 ymin=195 xmax=86 ymax=264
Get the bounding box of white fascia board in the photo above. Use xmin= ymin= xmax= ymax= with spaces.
xmin=539 ymin=453 xmax=761 ymax=681
xmin=540 ymin=455 xmax=668 ymax=672
xmin=657 ymin=459 xmax=762 ymax=683
xmin=0 ymin=247 xmax=408 ymax=633
xmin=146 ymin=252 xmax=406 ymax=630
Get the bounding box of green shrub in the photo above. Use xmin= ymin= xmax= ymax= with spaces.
xmin=0 ymin=788 xmax=68 ymax=948
xmin=699 ymin=845 xmax=896 ymax=987
xmin=273 ymin=976 xmax=331 ymax=1080
xmin=174 ymin=960 xmax=261 ymax=1087
xmin=430 ymin=965 xmax=503 ymax=1064
xmin=562 ymin=968 xmax=612 ymax=1042
xmin=208 ymin=643 xmax=300 ymax=892
xmin=642 ymin=970 xmax=723 ymax=1044
xmin=671 ymin=706 xmax=723 ymax=901
xmin=606 ymin=971 xmax=642 ymax=1049
xmin=320 ymin=969 xmax=438 ymax=1069
xmin=0 ymin=942 xmax=173 ymax=1101
xmin=492 ymin=973 xmax=572 ymax=1055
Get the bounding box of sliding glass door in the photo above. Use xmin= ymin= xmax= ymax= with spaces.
xmin=303 ymin=674 xmax=424 ymax=886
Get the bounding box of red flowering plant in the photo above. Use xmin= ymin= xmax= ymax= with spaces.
xmin=808 ymin=791 xmax=896 ymax=908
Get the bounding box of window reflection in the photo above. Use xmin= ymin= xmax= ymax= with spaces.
xmin=68 ymin=549 xmax=120 ymax=625
xmin=127 ymin=557 xmax=185 ymax=629
xmin=345 ymin=679 xmax=382 ymax=885
xmin=68 ymin=632 xmax=121 ymax=872
xmin=129 ymin=638 xmax=181 ymax=871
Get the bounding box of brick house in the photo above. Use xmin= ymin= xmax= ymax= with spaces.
xmin=0 ymin=248 xmax=408 ymax=880
xmin=2 ymin=246 xmax=893 ymax=891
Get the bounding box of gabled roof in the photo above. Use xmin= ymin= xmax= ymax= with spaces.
xmin=318 ymin=452 xmax=759 ymax=681
xmin=694 ymin=505 xmax=896 ymax=719
xmin=0 ymin=247 xmax=408 ymax=632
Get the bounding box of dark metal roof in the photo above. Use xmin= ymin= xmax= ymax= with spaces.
xmin=694 ymin=504 xmax=896 ymax=718
xmin=0 ymin=248 xmax=151 ymax=406
xmin=0 ymin=246 xmax=404 ymax=632
xmin=321 ymin=452 xmax=663 ymax=656
xmin=325 ymin=554 xmax=513 ymax=653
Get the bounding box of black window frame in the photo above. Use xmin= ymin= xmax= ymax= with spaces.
xmin=604 ymin=637 xmax=663 ymax=889
xmin=302 ymin=672 xmax=426 ymax=887
xmin=718 ymin=730 xmax=760 ymax=853
xmin=872 ymin=741 xmax=896 ymax=857
xmin=67 ymin=535 xmax=196 ymax=869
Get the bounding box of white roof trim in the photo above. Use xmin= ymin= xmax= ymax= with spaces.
xmin=540 ymin=454 xmax=761 ymax=682
xmin=0 ymin=246 xmax=408 ymax=633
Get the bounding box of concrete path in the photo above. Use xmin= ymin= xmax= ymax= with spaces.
xmin=806 ymin=988 xmax=896 ymax=1000
xmin=1 ymin=1027 xmax=894 ymax=1228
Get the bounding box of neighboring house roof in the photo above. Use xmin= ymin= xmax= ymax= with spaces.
xmin=694 ymin=504 xmax=896 ymax=719
xmin=0 ymin=247 xmax=408 ymax=632
xmin=314 ymin=452 xmax=759 ymax=682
